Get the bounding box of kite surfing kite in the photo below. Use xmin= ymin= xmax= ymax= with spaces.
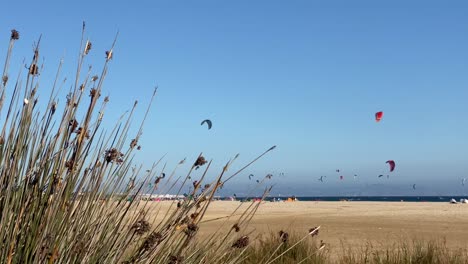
xmin=336 ymin=169 xmax=340 ymax=173
xmin=386 ymin=160 xmax=395 ymax=172
xmin=248 ymin=174 xmax=254 ymax=180
xmin=412 ymin=184 xmax=416 ymax=190
xmin=378 ymin=174 xmax=384 ymax=178
xmin=200 ymin=119 xmax=212 ymax=129
xmin=462 ymin=178 xmax=466 ymax=186
xmin=375 ymin=111 xmax=383 ymax=122
xmin=318 ymin=176 xmax=326 ymax=182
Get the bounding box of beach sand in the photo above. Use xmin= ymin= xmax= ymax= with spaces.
xmin=181 ymin=201 xmax=468 ymax=251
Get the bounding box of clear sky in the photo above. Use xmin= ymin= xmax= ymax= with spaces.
xmin=2 ymin=1 xmax=468 ymax=196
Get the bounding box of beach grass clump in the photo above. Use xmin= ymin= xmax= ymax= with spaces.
xmin=230 ymin=228 xmax=327 ymax=264
xmin=339 ymin=239 xmax=468 ymax=264
xmin=0 ymin=25 xmax=278 ymax=264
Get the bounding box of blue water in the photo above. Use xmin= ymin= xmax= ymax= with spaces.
xmin=256 ymin=196 xmax=467 ymax=202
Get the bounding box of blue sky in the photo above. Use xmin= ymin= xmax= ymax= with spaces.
xmin=2 ymin=1 xmax=468 ymax=195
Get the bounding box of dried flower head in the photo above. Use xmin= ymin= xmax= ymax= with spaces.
xmin=279 ymin=230 xmax=289 ymax=243
xmin=104 ymin=148 xmax=124 ymax=164
xmin=184 ymin=223 xmax=198 ymax=237
xmin=130 ymin=139 xmax=138 ymax=148
xmin=320 ymin=240 xmax=326 ymax=248
xmin=232 ymin=223 xmax=240 ymax=232
xmin=84 ymin=41 xmax=92 ymax=55
xmin=90 ymin=88 xmax=101 ymax=98
xmin=141 ymin=232 xmax=163 ymax=251
xmin=91 ymin=75 xmax=98 ymax=82
xmin=168 ymin=255 xmax=184 ymax=264
xmin=29 ymin=64 xmax=39 ymax=75
xmin=232 ymin=236 xmax=249 ymax=248
xmin=177 ymin=201 xmax=182 ymax=208
xmin=105 ymin=50 xmax=113 ymax=60
xmin=190 ymin=212 xmax=199 ymax=220
xmin=204 ymin=184 xmax=210 ymax=189
xmin=137 ymin=145 xmax=141 ymax=150
xmin=11 ymin=29 xmax=19 ymax=40
xmin=75 ymin=127 xmax=91 ymax=139
xmin=154 ymin=177 xmax=162 ymax=185
xmin=131 ymin=220 xmax=150 ymax=235
xmin=104 ymin=96 xmax=109 ymax=102
xmin=29 ymin=176 xmax=39 ymax=186
xmin=0 ymin=136 xmax=4 ymax=145
xmin=194 ymin=156 xmax=207 ymax=169
xmin=51 ymin=102 xmax=57 ymax=114
xmin=309 ymin=227 xmax=319 ymax=237
xmin=68 ymin=119 xmax=79 ymax=132
xmin=65 ymin=160 xmax=75 ymax=172
xmin=2 ymin=75 xmax=8 ymax=85
xmin=192 ymin=180 xmax=199 ymax=189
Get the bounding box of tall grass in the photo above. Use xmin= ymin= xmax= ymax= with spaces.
xmin=339 ymin=239 xmax=468 ymax=264
xmin=0 ymin=25 xmax=281 ymax=263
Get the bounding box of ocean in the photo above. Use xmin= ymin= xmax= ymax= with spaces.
xmin=258 ymin=196 xmax=468 ymax=202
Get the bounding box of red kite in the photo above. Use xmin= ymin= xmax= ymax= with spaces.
xmin=375 ymin=111 xmax=383 ymax=122
xmin=386 ymin=160 xmax=395 ymax=172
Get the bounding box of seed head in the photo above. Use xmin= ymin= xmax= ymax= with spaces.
xmin=168 ymin=255 xmax=184 ymax=264
xmin=131 ymin=220 xmax=150 ymax=235
xmin=232 ymin=236 xmax=249 ymax=248
xmin=309 ymin=227 xmax=319 ymax=237
xmin=190 ymin=212 xmax=199 ymax=220
xmin=130 ymin=139 xmax=138 ymax=148
xmin=194 ymin=156 xmax=207 ymax=169
xmin=141 ymin=232 xmax=162 ymax=251
xmin=84 ymin=41 xmax=92 ymax=55
xmin=232 ymin=223 xmax=240 ymax=232
xmin=104 ymin=148 xmax=124 ymax=164
xmin=29 ymin=64 xmax=39 ymax=75
xmin=90 ymin=88 xmax=101 ymax=98
xmin=68 ymin=119 xmax=79 ymax=131
xmin=105 ymin=50 xmax=113 ymax=60
xmin=11 ymin=29 xmax=19 ymax=40
xmin=184 ymin=223 xmax=198 ymax=237
xmin=279 ymin=230 xmax=289 ymax=243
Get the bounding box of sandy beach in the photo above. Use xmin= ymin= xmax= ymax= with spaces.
xmin=176 ymin=201 xmax=468 ymax=250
